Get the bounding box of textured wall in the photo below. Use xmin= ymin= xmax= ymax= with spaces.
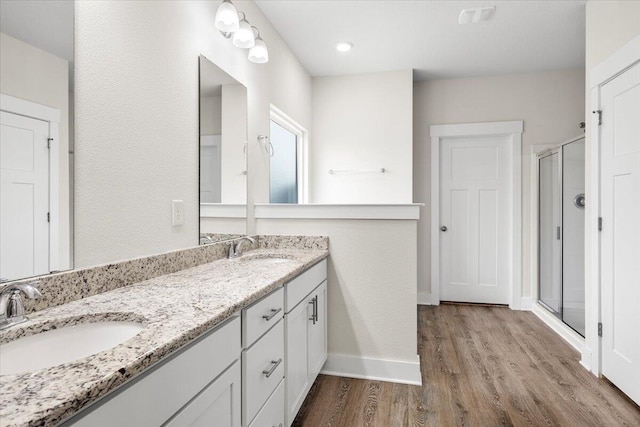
xmin=74 ymin=1 xmax=311 ymax=266
xmin=256 ymin=218 xmax=418 ymax=364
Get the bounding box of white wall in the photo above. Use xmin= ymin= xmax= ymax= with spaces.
xmin=0 ymin=31 xmax=71 ymax=270
xmin=310 ymin=70 xmax=413 ymax=203
xmin=74 ymin=0 xmax=311 ymax=266
xmin=256 ymin=216 xmax=420 ymax=382
xmin=414 ymin=69 xmax=585 ymax=303
xmin=200 ymin=217 xmax=245 ymax=234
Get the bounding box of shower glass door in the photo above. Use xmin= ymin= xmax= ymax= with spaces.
xmin=537 ymin=139 xmax=585 ymax=337
xmin=539 ymin=151 xmax=562 ymax=316
xmin=562 ymin=140 xmax=585 ymax=335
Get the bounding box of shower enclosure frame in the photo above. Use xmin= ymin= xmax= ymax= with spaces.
xmin=531 ymin=135 xmax=586 ymax=345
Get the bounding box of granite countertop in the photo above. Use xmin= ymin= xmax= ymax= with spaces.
xmin=0 ymin=248 xmax=328 ymax=427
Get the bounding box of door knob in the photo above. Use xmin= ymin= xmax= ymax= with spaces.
xmin=441 ymin=226 xmax=448 ymax=232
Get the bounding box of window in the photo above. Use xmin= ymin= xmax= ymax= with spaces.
xmin=269 ymin=106 xmax=307 ymax=203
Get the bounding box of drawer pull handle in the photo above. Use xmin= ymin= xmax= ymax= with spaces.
xmin=262 ymin=308 xmax=282 ymax=321
xmin=263 ymin=358 xmax=283 ymax=378
xmin=272 ymin=424 xmax=283 ymax=427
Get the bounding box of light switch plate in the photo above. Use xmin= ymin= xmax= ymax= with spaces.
xmin=172 ymin=200 xmax=184 ymax=226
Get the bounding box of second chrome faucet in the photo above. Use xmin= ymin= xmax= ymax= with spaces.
xmin=227 ymin=236 xmax=255 ymax=259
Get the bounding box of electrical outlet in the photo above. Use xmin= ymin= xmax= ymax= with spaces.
xmin=172 ymin=200 xmax=184 ymax=226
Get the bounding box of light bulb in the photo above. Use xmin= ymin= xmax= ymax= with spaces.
xmin=215 ymin=0 xmax=239 ymax=33
xmin=233 ymin=19 xmax=255 ymax=48
xmin=248 ymin=37 xmax=269 ymax=64
xmin=335 ymin=42 xmax=353 ymax=52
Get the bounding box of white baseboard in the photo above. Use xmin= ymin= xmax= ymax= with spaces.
xmin=580 ymin=345 xmax=593 ymax=372
xmin=531 ymin=303 xmax=584 ymax=353
xmin=520 ymin=297 xmax=533 ymax=310
xmin=417 ymin=292 xmax=431 ymax=305
xmin=321 ymin=353 xmax=422 ymax=386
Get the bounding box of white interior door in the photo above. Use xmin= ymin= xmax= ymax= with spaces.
xmin=600 ymin=62 xmax=640 ymax=405
xmin=200 ymin=135 xmax=221 ymax=203
xmin=440 ymin=135 xmax=511 ymax=304
xmin=0 ymin=111 xmax=50 ymax=281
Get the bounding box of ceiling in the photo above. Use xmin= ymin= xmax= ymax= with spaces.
xmin=0 ymin=0 xmax=74 ymax=62
xmin=255 ymin=0 xmax=586 ymax=80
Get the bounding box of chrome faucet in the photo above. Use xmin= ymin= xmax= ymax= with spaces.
xmin=0 ymin=281 xmax=42 ymax=330
xmin=200 ymin=235 xmax=215 ymax=245
xmin=228 ymin=236 xmax=255 ymax=258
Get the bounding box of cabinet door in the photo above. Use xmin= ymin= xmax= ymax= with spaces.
xmin=164 ymin=361 xmax=241 ymax=427
xmin=308 ymin=281 xmax=327 ymax=379
xmin=285 ymin=297 xmax=311 ymax=426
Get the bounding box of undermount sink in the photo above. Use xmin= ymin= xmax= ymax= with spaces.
xmin=238 ymin=253 xmax=297 ymax=264
xmin=0 ymin=321 xmax=144 ymax=375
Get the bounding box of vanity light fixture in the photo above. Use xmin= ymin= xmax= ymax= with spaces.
xmin=215 ymin=1 xmax=268 ymax=63
xmin=248 ymin=27 xmax=269 ymax=64
xmin=215 ymin=0 xmax=239 ymax=36
xmin=335 ymin=41 xmax=353 ymax=53
xmin=232 ymin=12 xmax=255 ymax=48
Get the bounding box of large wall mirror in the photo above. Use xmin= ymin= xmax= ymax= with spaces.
xmin=199 ymin=55 xmax=247 ymax=244
xmin=0 ymin=0 xmax=74 ymax=282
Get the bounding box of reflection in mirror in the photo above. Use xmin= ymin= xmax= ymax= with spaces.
xmin=198 ymin=56 xmax=247 ymax=244
xmin=270 ymin=121 xmax=298 ymax=203
xmin=0 ymin=0 xmax=74 ymax=282
xmin=268 ymin=106 xmax=307 ymax=204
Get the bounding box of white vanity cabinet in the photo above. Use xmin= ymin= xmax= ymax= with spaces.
xmin=241 ymin=288 xmax=285 ymax=426
xmin=59 ymin=258 xmax=327 ymax=427
xmin=284 ymin=260 xmax=328 ymax=426
xmin=64 ymin=316 xmax=242 ymax=427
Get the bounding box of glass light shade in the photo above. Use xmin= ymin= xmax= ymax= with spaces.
xmin=248 ymin=37 xmax=269 ymax=63
xmin=233 ymin=20 xmax=255 ymax=48
xmin=215 ymin=1 xmax=239 ymax=33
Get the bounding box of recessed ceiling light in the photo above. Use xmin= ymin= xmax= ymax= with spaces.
xmin=335 ymin=42 xmax=353 ymax=53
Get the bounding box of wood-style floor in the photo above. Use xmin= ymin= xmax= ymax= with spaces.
xmin=293 ymin=304 xmax=640 ymax=426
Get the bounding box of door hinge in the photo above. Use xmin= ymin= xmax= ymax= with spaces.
xmin=598 ymin=217 xmax=603 ymax=231
xmin=47 ymin=138 xmax=53 ymax=149
xmin=47 ymin=212 xmax=50 ymax=223
xmin=598 ymin=322 xmax=603 ymax=337
xmin=592 ymin=110 xmax=602 ymax=126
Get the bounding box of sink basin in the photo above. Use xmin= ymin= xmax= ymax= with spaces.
xmin=238 ymin=254 xmax=297 ymax=264
xmin=0 ymin=321 xmax=144 ymax=375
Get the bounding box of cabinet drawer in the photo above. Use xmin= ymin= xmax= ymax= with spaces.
xmin=164 ymin=361 xmax=241 ymax=427
xmin=242 ymin=287 xmax=284 ymax=348
xmin=65 ymin=316 xmax=241 ymax=427
xmin=285 ymin=259 xmax=327 ymax=313
xmin=242 ymin=319 xmax=284 ymax=426
xmin=249 ymin=379 xmax=284 ymax=427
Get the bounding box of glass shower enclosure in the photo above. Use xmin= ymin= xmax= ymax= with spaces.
xmin=538 ymin=138 xmax=585 ymax=336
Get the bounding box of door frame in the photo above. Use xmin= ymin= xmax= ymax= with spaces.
xmin=430 ymin=120 xmax=523 ymax=309
xmin=585 ymin=35 xmax=640 ymax=376
xmin=0 ymin=93 xmax=63 ymax=273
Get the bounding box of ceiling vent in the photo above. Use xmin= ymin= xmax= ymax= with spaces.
xmin=458 ymin=6 xmax=496 ymax=24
